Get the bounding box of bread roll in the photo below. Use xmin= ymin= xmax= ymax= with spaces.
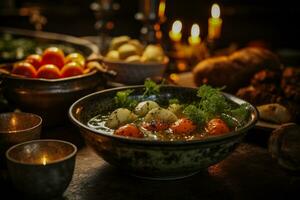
xmin=118 ymin=44 xmax=139 ymax=59
xmin=128 ymin=39 xmax=144 ymax=55
xmin=193 ymin=47 xmax=281 ymax=92
xmin=257 ymin=103 xmax=291 ymax=124
xmin=141 ymin=45 xmax=165 ymax=62
xmin=109 ymin=36 xmax=130 ymax=50
xmin=125 ymin=55 xmax=141 ymax=63
xmin=106 ymin=50 xmax=119 ymax=60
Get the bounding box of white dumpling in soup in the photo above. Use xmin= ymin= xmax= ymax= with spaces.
xmin=168 ymin=104 xmax=183 ymax=116
xmin=144 ymin=107 xmax=178 ymax=123
xmin=105 ymin=108 xmax=137 ymax=129
xmin=134 ymin=100 xmax=159 ymax=116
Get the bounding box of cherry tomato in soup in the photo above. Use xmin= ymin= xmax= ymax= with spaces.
xmin=25 ymin=54 xmax=42 ymax=70
xmin=41 ymin=47 xmax=65 ymax=69
xmin=61 ymin=62 xmax=84 ymax=78
xmin=114 ymin=124 xmax=143 ymax=138
xmin=206 ymin=118 xmax=230 ymax=136
xmin=142 ymin=121 xmax=169 ymax=131
xmin=37 ymin=64 xmax=61 ymax=79
xmin=65 ymin=53 xmax=85 ymax=67
xmin=12 ymin=62 xmax=37 ymax=78
xmin=170 ymin=118 xmax=196 ymax=135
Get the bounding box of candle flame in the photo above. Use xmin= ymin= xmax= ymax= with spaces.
xmin=191 ymin=24 xmax=200 ymax=37
xmin=172 ymin=20 xmax=182 ymax=34
xmin=211 ymin=3 xmax=220 ymax=18
xmin=42 ymin=155 xmax=47 ymax=165
xmin=158 ymin=0 xmax=166 ymax=18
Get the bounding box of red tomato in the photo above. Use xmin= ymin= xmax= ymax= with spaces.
xmin=65 ymin=53 xmax=85 ymax=67
xmin=37 ymin=64 xmax=61 ymax=79
xmin=114 ymin=124 xmax=143 ymax=138
xmin=142 ymin=121 xmax=169 ymax=131
xmin=25 ymin=54 xmax=42 ymax=70
xmin=61 ymin=62 xmax=84 ymax=78
xmin=41 ymin=47 xmax=65 ymax=69
xmin=206 ymin=118 xmax=230 ymax=136
xmin=12 ymin=62 xmax=37 ymax=78
xmin=170 ymin=118 xmax=196 ymax=135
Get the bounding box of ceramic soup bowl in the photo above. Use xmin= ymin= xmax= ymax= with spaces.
xmin=69 ymin=85 xmax=258 ymax=180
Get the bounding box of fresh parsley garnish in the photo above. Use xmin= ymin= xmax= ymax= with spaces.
xmin=197 ymin=84 xmax=229 ymax=117
xmin=183 ymin=105 xmax=206 ymax=126
xmin=229 ymin=103 xmax=250 ymax=122
xmin=183 ymin=84 xmax=249 ymax=126
xmin=114 ymin=89 xmax=137 ymax=109
xmin=143 ymin=79 xmax=163 ymax=97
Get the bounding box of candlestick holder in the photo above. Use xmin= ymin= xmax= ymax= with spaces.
xmin=135 ymin=0 xmax=166 ymax=44
xmin=166 ymin=40 xmax=209 ymax=75
xmin=206 ymin=38 xmax=219 ymax=55
xmin=90 ymin=0 xmax=120 ymax=52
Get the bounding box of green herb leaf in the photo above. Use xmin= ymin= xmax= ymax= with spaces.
xmin=143 ymin=79 xmax=161 ymax=97
xmin=183 ymin=85 xmax=249 ymax=128
xmin=169 ymin=98 xmax=180 ymax=105
xmin=197 ymin=84 xmax=229 ymax=117
xmin=183 ymin=105 xmax=206 ymax=126
xmin=114 ymin=89 xmax=137 ymax=109
xmin=229 ymin=103 xmax=250 ymax=122
xmin=220 ymin=113 xmax=239 ymax=128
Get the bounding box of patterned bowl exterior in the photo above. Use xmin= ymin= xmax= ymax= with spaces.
xmin=69 ymin=86 xmax=258 ymax=180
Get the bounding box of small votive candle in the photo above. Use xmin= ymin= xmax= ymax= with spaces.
xmin=169 ymin=20 xmax=182 ymax=42
xmin=208 ymin=3 xmax=223 ymax=40
xmin=188 ymin=24 xmax=201 ymax=45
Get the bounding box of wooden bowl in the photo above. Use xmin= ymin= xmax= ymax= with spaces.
xmin=0 ymin=64 xmax=105 ymax=127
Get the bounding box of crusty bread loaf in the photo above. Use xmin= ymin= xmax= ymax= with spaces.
xmin=193 ymin=47 xmax=281 ymax=92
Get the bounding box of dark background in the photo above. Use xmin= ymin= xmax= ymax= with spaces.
xmin=1 ymin=0 xmax=300 ymax=50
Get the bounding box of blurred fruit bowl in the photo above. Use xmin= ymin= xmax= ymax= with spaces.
xmin=0 ymin=63 xmax=107 ymax=127
xmin=0 ymin=27 xmax=107 ymax=127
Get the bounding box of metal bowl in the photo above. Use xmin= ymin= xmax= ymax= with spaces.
xmin=0 ymin=112 xmax=42 ymax=168
xmin=0 ymin=27 xmax=106 ymax=127
xmin=0 ymin=65 xmax=105 ymax=127
xmin=69 ymin=85 xmax=258 ymax=180
xmin=6 ymin=139 xmax=77 ymax=199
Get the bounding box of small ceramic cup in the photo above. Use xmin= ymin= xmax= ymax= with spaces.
xmin=6 ymin=139 xmax=77 ymax=199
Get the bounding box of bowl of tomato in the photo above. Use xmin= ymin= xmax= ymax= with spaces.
xmin=0 ymin=47 xmax=109 ymax=127
xmin=69 ymin=82 xmax=258 ymax=180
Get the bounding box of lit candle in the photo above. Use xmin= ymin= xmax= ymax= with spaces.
xmin=169 ymin=20 xmax=182 ymax=42
xmin=158 ymin=0 xmax=166 ymax=19
xmin=188 ymin=24 xmax=201 ymax=45
xmin=208 ymin=3 xmax=222 ymax=40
